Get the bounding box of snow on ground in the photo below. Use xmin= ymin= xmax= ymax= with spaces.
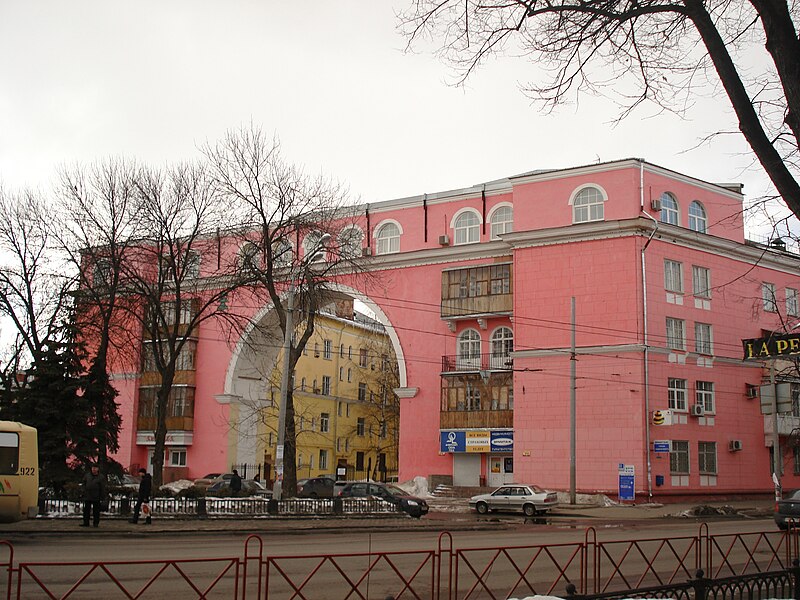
xmin=396 ymin=476 xmax=430 ymax=498
xmin=160 ymin=479 xmax=194 ymax=495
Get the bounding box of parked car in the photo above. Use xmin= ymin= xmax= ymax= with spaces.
xmin=194 ymin=473 xmax=226 ymax=489
xmin=206 ymin=478 xmax=271 ymax=497
xmin=109 ymin=473 xmax=141 ymax=493
xmin=297 ymin=476 xmax=335 ymax=498
xmin=469 ymin=484 xmax=559 ymax=516
xmin=774 ymin=489 xmax=800 ymax=529
xmin=338 ymin=482 xmax=429 ymax=518
xmin=333 ymin=480 xmax=356 ymax=498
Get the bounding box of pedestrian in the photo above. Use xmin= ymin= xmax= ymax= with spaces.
xmin=81 ymin=464 xmax=107 ymax=528
xmin=130 ymin=468 xmax=152 ymax=524
xmin=230 ymin=469 xmax=242 ymax=495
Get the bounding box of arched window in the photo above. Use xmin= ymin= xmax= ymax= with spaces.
xmin=660 ymin=193 xmax=679 ymax=225
xmin=304 ymin=231 xmax=329 ymax=263
xmin=454 ymin=211 xmax=480 ymax=245
xmin=184 ymin=251 xmax=201 ymax=279
xmin=688 ymin=201 xmax=707 ymax=233
xmin=338 ymin=226 xmax=364 ymax=259
xmin=490 ymin=205 xmax=513 ymax=239
xmin=572 ymin=186 xmax=605 ymax=223
xmin=376 ymin=222 xmax=400 ymax=255
xmin=271 ymin=239 xmax=293 ymax=269
xmin=490 ymin=327 xmax=513 ymax=368
xmin=457 ymin=329 xmax=481 ymax=368
xmin=239 ymin=242 xmax=261 ymax=272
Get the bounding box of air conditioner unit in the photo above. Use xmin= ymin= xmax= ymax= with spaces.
xmin=729 ymin=439 xmax=743 ymax=452
xmin=651 ymin=199 xmax=662 ymax=211
xmin=361 ymin=247 xmax=372 ymax=257
xmin=746 ymin=384 xmax=759 ymax=399
xmin=690 ymin=404 xmax=705 ymax=417
xmin=438 ymin=234 xmax=450 ymax=246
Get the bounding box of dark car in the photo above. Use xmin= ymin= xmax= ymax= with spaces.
xmin=338 ymin=482 xmax=428 ymax=518
xmin=207 ymin=478 xmax=271 ymax=497
xmin=297 ymin=476 xmax=335 ymax=498
xmin=774 ymin=489 xmax=800 ymax=529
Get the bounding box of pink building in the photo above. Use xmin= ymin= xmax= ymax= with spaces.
xmin=111 ymin=158 xmax=800 ymax=499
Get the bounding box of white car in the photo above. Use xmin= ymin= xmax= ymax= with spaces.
xmin=470 ymin=484 xmax=558 ymax=516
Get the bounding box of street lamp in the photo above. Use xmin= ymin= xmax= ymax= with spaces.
xmin=273 ymin=232 xmax=331 ymax=501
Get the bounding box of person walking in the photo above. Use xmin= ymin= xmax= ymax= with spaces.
xmin=130 ymin=468 xmax=152 ymax=524
xmin=230 ymin=469 xmax=242 ymax=495
xmin=81 ymin=464 xmax=107 ymax=528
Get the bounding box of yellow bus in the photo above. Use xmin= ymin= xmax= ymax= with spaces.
xmin=0 ymin=421 xmax=38 ymax=522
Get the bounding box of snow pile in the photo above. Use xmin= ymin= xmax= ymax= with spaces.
xmin=160 ymin=479 xmax=195 ymax=495
xmin=396 ymin=476 xmax=430 ymax=498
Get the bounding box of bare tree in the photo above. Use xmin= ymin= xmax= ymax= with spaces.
xmin=204 ymin=125 xmax=366 ymax=497
xmin=400 ymin=1 xmax=800 ymax=218
xmin=52 ymin=160 xmax=145 ymax=472
xmin=121 ymin=162 xmax=245 ymax=487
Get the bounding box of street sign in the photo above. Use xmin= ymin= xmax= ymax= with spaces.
xmin=653 ymin=440 xmax=671 ymax=453
xmin=618 ymin=464 xmax=635 ymax=502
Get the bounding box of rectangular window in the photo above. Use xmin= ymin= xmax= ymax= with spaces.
xmin=379 ymin=420 xmax=387 ymax=438
xmin=692 ymin=266 xmax=711 ymax=298
xmin=670 ymin=440 xmax=690 ymax=475
xmin=346 ymin=404 xmax=351 ymax=417
xmin=794 ymin=447 xmax=800 ymax=475
xmin=694 ymin=323 xmax=713 ymax=355
xmin=347 ymin=368 xmax=352 ymax=382
xmin=320 ymin=413 xmax=329 ymax=433
xmin=314 ymin=343 xmax=320 ymax=358
xmin=268 ymin=432 xmax=274 ymax=446
xmin=356 ymin=451 xmax=365 ymax=471
xmin=339 ymin=344 xmax=345 ymax=358
xmin=358 ymin=383 xmax=367 ymax=403
xmin=323 ymin=339 xmax=332 ymax=360
xmin=337 ymin=401 xmax=343 ymax=417
xmin=788 ymin=288 xmax=799 ymax=317
xmin=664 ymin=260 xmax=683 ymax=293
xmin=359 ymin=348 xmax=368 ymax=367
xmin=339 ymin=367 xmax=344 ymax=381
xmin=319 ymin=449 xmax=328 ymax=470
xmin=169 ymin=449 xmax=187 ymax=467
xmin=698 ymin=442 xmax=717 ymax=475
xmin=763 ymin=282 xmax=777 ymax=312
xmin=668 ymin=378 xmax=688 ymax=411
xmin=322 ymin=375 xmax=331 ymax=396
xmin=666 ymin=318 xmax=686 ymax=350
xmin=696 ymin=381 xmax=715 ymax=413
xmin=357 ymin=417 xmax=365 ymax=436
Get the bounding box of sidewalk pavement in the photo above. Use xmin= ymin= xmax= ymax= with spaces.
xmin=2 ymin=497 xmax=775 ymax=537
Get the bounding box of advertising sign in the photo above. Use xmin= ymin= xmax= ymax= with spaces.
xmin=440 ymin=430 xmax=513 ymax=453
xmin=618 ymin=464 xmax=635 ymax=502
xmin=743 ymin=333 xmax=800 ymax=360
xmin=490 ymin=430 xmax=514 ymax=453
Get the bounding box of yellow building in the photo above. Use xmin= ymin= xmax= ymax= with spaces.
xmin=260 ymin=300 xmax=399 ymax=483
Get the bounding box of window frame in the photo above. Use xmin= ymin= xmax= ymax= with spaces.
xmin=788 ymin=288 xmax=799 ymax=317
xmin=692 ymin=266 xmax=711 ymax=299
xmin=489 ymin=204 xmax=513 ymax=240
xmin=452 ymin=210 xmax=481 ymax=245
xmin=664 ymin=260 xmax=684 ymax=294
xmin=571 ymin=185 xmax=606 ymax=223
xmin=320 ymin=412 xmax=330 ymax=433
xmin=668 ymin=378 xmax=688 ymax=411
xmin=694 ymin=322 xmax=713 ymax=355
xmin=763 ymin=282 xmax=778 ymax=312
xmin=666 ymin=318 xmax=686 ymax=351
xmin=698 ymin=441 xmax=717 ymax=475
xmin=688 ymin=201 xmax=707 ymax=233
xmin=660 ymin=192 xmax=679 ymax=225
xmin=375 ymin=221 xmax=401 ymax=255
xmin=696 ymin=381 xmax=715 ymax=414
xmin=670 ymin=440 xmax=690 ymax=475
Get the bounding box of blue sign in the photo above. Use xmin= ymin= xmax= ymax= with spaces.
xmin=653 ymin=440 xmax=671 ymax=453
xmin=490 ymin=430 xmax=514 ymax=452
xmin=440 ymin=430 xmax=466 ymax=453
xmin=618 ymin=464 xmax=635 ymax=501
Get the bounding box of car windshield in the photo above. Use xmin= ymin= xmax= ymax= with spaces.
xmin=789 ymin=490 xmax=800 ymax=500
xmin=384 ymin=485 xmax=406 ymax=496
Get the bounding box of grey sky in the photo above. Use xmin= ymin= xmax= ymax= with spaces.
xmin=0 ymin=1 xmax=781 ymax=234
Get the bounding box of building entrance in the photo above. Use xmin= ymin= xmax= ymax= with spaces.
xmin=488 ymin=455 xmax=513 ymax=487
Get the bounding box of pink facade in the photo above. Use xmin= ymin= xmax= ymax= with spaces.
xmin=110 ymin=158 xmax=799 ymax=499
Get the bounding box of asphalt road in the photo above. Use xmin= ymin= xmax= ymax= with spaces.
xmin=5 ymin=516 xmax=784 ymax=599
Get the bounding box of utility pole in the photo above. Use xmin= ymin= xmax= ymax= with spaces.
xmin=273 ymin=283 xmax=295 ymax=502
xmin=570 ymin=297 xmax=576 ymax=505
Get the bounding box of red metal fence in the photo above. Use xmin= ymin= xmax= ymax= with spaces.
xmin=2 ymin=525 xmax=793 ymax=599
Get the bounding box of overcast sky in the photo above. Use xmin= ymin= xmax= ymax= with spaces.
xmin=0 ymin=1 xmax=783 ymax=238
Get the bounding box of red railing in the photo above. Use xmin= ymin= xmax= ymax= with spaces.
xmin=1 ymin=525 xmax=792 ymax=599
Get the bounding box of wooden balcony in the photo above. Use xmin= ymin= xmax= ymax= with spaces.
xmin=137 ymin=416 xmax=194 ymax=431
xmin=440 ymin=293 xmax=512 ymax=319
xmin=440 ymin=409 xmax=513 ymax=430
xmin=442 ymin=353 xmax=512 ymax=373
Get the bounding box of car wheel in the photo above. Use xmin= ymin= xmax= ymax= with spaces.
xmin=523 ymin=504 xmax=537 ymax=517
xmin=476 ymin=502 xmax=489 ymax=515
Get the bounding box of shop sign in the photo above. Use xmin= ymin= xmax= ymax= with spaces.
xmin=490 ymin=430 xmax=514 ymax=452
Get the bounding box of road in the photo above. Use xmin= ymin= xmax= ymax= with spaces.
xmin=2 ymin=516 xmax=787 ymax=599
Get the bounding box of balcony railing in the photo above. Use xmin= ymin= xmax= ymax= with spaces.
xmin=764 ymin=413 xmax=800 ymax=437
xmin=440 ymin=409 xmax=513 ymax=430
xmin=441 ymin=353 xmax=512 ymax=372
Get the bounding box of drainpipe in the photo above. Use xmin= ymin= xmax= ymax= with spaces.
xmin=640 ymin=159 xmax=658 ymax=501
xmin=423 ymin=194 xmax=428 ymax=243
xmin=481 ymin=185 xmax=487 ymax=236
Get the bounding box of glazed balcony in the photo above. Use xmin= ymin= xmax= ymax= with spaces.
xmin=440 ymin=370 xmax=513 ymax=429
xmin=441 ymin=263 xmax=513 ymax=320
xmin=136 ymin=415 xmax=194 ymax=432
xmin=440 ymin=409 xmax=513 ymax=430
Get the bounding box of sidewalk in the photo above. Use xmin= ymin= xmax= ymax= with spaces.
xmin=3 ymin=497 xmax=775 ymax=537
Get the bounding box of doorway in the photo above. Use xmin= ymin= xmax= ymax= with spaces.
xmin=488 ymin=455 xmax=513 ymax=487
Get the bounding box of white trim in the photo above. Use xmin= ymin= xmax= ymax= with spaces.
xmin=373 ymin=218 xmax=404 ymax=237
xmin=448 ymin=207 xmax=484 ymax=230
xmin=568 ymin=183 xmax=608 ymax=206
